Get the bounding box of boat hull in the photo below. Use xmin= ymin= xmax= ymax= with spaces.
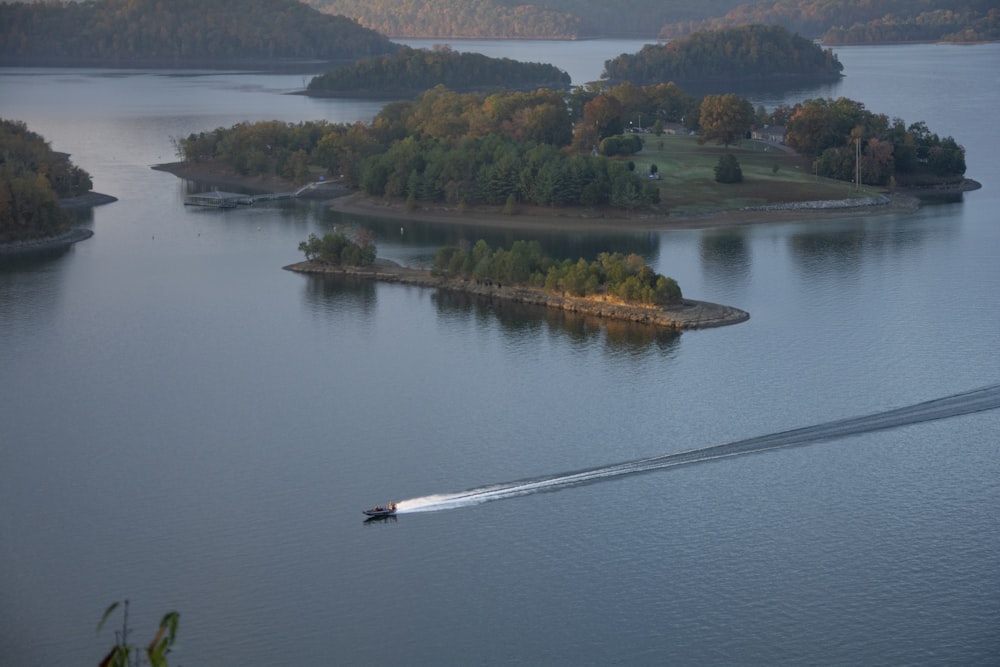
xmin=362 ymin=508 xmax=396 ymax=517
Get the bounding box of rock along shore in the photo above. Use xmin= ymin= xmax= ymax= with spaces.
xmin=284 ymin=259 xmax=749 ymax=330
xmin=0 ymin=228 xmax=94 ymax=256
xmin=0 ymin=192 xmax=115 ymax=257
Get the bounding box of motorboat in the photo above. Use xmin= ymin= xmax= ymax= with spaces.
xmin=363 ymin=502 xmax=397 ymax=517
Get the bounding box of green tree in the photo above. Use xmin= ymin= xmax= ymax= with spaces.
xmin=714 ymin=153 xmax=743 ymax=183
xmin=298 ymin=231 xmax=376 ymax=266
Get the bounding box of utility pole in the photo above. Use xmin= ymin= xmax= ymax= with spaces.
xmin=856 ymin=136 xmax=861 ymax=191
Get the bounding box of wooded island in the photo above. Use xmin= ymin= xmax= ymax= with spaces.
xmin=288 ymin=232 xmax=748 ymax=330
xmin=306 ymin=45 xmax=570 ymax=97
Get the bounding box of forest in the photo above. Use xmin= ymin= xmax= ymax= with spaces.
xmin=0 ymin=120 xmax=93 ymax=243
xmin=657 ymin=0 xmax=999 ymax=44
xmin=0 ymin=0 xmax=397 ymax=66
xmin=302 ymin=0 xmax=997 ymax=43
xmin=430 ymin=240 xmax=683 ymax=306
xmin=306 ymin=46 xmax=570 ymax=96
xmin=602 ymin=25 xmax=843 ymax=87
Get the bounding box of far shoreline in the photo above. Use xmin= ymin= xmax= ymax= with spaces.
xmin=153 ymin=160 xmax=937 ymax=233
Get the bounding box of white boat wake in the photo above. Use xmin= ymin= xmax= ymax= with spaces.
xmin=394 ymin=384 xmax=1000 ymax=514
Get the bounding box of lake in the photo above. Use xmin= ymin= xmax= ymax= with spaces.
xmin=1 ymin=42 xmax=998 ymax=666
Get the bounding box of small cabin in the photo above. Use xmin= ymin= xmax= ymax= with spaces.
xmin=752 ymin=125 xmax=787 ymax=144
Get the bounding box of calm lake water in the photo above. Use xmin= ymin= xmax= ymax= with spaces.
xmin=1 ymin=42 xmax=999 ymax=666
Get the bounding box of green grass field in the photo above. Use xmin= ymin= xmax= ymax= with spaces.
xmin=632 ymin=134 xmax=878 ymax=215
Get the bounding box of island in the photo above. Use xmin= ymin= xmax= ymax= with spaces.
xmin=284 ymin=233 xmax=749 ymax=330
xmin=168 ymin=79 xmax=973 ymax=223
xmin=305 ymin=45 xmax=571 ymax=97
xmin=602 ymin=25 xmax=843 ymax=90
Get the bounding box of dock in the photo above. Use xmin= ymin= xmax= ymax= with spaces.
xmin=184 ymin=181 xmax=340 ymax=208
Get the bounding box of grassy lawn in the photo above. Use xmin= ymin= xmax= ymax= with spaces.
xmin=631 ymin=134 xmax=880 ymax=215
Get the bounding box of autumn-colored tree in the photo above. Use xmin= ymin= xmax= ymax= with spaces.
xmin=697 ymin=94 xmax=754 ymax=147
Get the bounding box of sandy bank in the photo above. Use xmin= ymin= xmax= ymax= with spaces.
xmin=284 ymin=259 xmax=750 ymax=330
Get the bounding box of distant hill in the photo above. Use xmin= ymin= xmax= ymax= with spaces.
xmin=657 ymin=0 xmax=999 ymax=44
xmin=0 ymin=0 xmax=398 ymax=68
xmin=303 ymin=0 xmax=747 ymax=39
xmin=300 ymin=0 xmax=997 ymax=43
xmin=306 ymin=46 xmax=571 ymax=96
xmin=603 ymin=25 xmax=843 ymax=88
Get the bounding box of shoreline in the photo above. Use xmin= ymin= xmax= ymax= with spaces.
xmin=0 ymin=228 xmax=95 ymax=256
xmin=325 ymin=190 xmax=925 ymax=232
xmin=0 ymin=191 xmax=115 ymax=256
xmin=154 ymin=160 xmax=934 ymax=232
xmin=284 ymin=259 xmax=750 ymax=330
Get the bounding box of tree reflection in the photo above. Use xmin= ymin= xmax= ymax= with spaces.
xmin=432 ymin=290 xmax=679 ymax=354
xmin=700 ymin=230 xmax=750 ymax=289
xmin=299 ymin=273 xmax=377 ymax=320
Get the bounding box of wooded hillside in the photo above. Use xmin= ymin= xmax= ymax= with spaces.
xmin=303 ymin=0 xmax=745 ymax=39
xmin=658 ymin=0 xmax=999 ymax=43
xmin=302 ymin=0 xmax=997 ymax=42
xmin=0 ymin=0 xmax=398 ymax=66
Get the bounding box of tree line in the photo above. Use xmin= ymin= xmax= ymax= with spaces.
xmin=603 ymin=25 xmax=842 ymax=87
xmin=1 ymin=119 xmax=93 ymax=243
xmin=431 ymin=240 xmax=683 ymax=306
xmin=0 ymin=0 xmax=397 ymax=66
xmin=657 ymin=0 xmax=998 ymax=44
xmin=307 ymin=45 xmax=570 ymax=96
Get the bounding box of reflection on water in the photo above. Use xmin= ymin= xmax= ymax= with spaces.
xmin=432 ymin=289 xmax=680 ymax=354
xmin=700 ymin=230 xmax=751 ymax=289
xmin=334 ymin=211 xmax=662 ymax=265
xmin=788 ymin=227 xmax=867 ymax=277
xmin=299 ymin=273 xmax=377 ymax=320
xmin=786 ymin=211 xmax=951 ymax=279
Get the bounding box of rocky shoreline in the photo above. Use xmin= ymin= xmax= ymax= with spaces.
xmin=0 ymin=228 xmax=95 ymax=256
xmin=284 ymin=259 xmax=750 ymax=330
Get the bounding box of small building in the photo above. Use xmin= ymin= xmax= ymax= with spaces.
xmin=752 ymin=125 xmax=787 ymax=144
